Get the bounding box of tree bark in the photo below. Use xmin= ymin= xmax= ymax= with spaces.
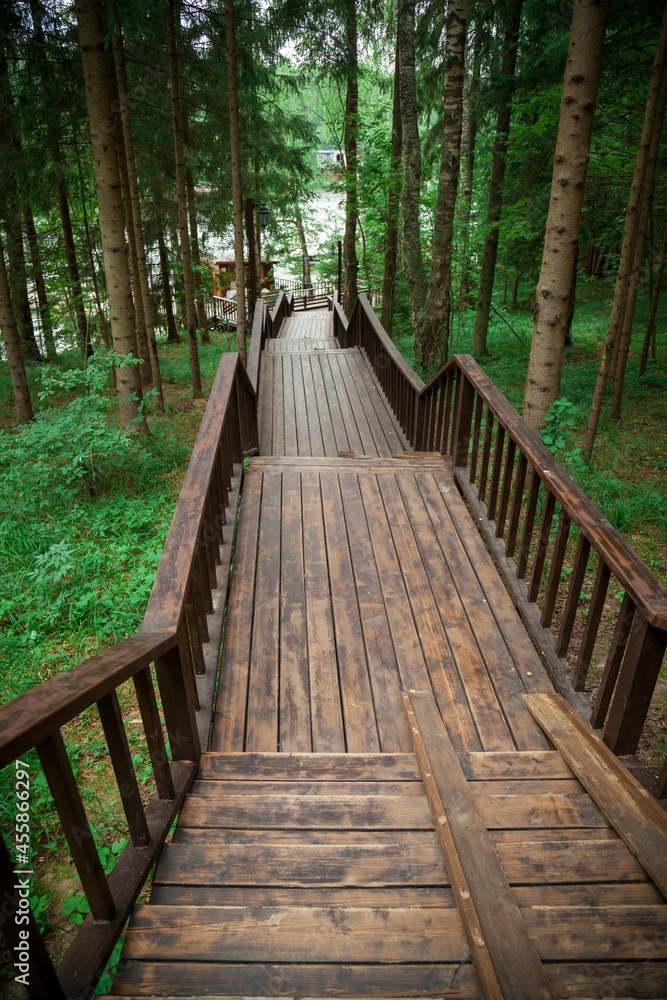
xmin=54 ymin=160 xmax=90 ymax=355
xmin=74 ymin=0 xmax=147 ymax=432
xmin=295 ymin=206 xmax=311 ymax=287
xmin=73 ymin=124 xmax=111 ymax=350
xmin=583 ymin=2 xmax=667 ymax=457
xmin=458 ymin=19 xmax=484 ymax=311
xmin=24 ymin=206 xmax=56 ymax=360
xmin=246 ymin=198 xmax=259 ymax=319
xmin=523 ymin=0 xmax=609 ymax=431
xmin=225 ymin=0 xmax=247 ymax=363
xmin=158 ymin=230 xmax=180 ymax=342
xmin=472 ymin=0 xmax=523 ymax=355
xmin=343 ymin=0 xmax=359 ymax=316
xmin=168 ymin=0 xmax=202 ymax=389
xmin=419 ymin=0 xmax=467 ymax=369
xmin=639 ymin=222 xmax=667 ymax=374
xmin=112 ymin=31 xmax=164 ymax=408
xmin=610 ymin=61 xmax=667 ymax=417
xmin=380 ymin=29 xmax=402 ymax=337
xmin=0 ymin=234 xmax=34 ymax=423
xmin=6 ymin=219 xmax=42 ymax=363
xmin=183 ymin=122 xmax=209 ymax=342
xmin=398 ymin=0 xmax=427 ymax=339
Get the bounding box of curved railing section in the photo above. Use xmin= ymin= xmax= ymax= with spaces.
xmin=341 ymin=294 xmax=667 ymax=796
xmin=0 ymin=351 xmax=258 ymax=999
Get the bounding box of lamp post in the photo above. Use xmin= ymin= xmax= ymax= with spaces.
xmin=246 ymin=200 xmax=270 ymax=318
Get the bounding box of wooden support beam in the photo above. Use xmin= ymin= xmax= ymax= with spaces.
xmin=402 ymin=689 xmax=554 ymax=1000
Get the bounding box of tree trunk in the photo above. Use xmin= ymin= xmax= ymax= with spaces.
xmin=54 ymin=160 xmax=90 ymax=355
xmin=419 ymin=0 xmax=467 ymax=370
xmin=639 ymin=222 xmax=667 ymax=374
xmin=74 ymin=0 xmax=147 ymax=432
xmin=225 ymin=0 xmax=247 ymax=363
xmin=610 ymin=61 xmax=667 ymax=417
xmin=182 ymin=117 xmax=209 ymax=341
xmin=158 ymin=230 xmax=180 ymax=342
xmin=24 ymin=206 xmax=56 ymax=359
xmin=343 ymin=0 xmax=359 ymax=316
xmin=168 ymin=0 xmax=202 ymax=390
xmin=246 ymin=198 xmax=259 ymax=320
xmin=295 ymin=206 xmax=311 ymax=287
xmin=380 ymin=29 xmax=402 ymax=338
xmin=458 ymin=20 xmax=483 ymax=311
xmin=472 ymin=0 xmax=523 ymax=355
xmin=511 ymin=273 xmax=519 ymax=309
xmin=112 ymin=31 xmax=164 ymax=408
xmin=398 ymin=0 xmax=427 ymax=339
xmin=0 ymin=235 xmax=34 ymax=423
xmin=5 ymin=219 xmax=42 ymax=363
xmin=583 ymin=2 xmax=667 ymax=457
xmin=523 ymin=0 xmax=609 ymax=431
xmin=73 ymin=127 xmax=111 ymax=351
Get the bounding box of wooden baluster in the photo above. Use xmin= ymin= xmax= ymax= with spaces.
xmin=36 ymin=732 xmax=115 ymax=920
xmin=495 ymin=437 xmax=516 ymax=539
xmin=602 ymin=611 xmax=667 ymax=755
xmin=97 ymin=691 xmax=151 ymax=846
xmin=203 ymin=500 xmax=219 ymax=585
xmin=573 ymin=558 xmax=612 ymax=690
xmin=555 ymin=532 xmax=591 ymax=656
xmin=185 ymin=586 xmax=206 ymax=674
xmin=468 ymin=394 xmax=484 ymax=484
xmin=517 ymin=467 xmax=541 ymax=579
xmin=477 ymin=412 xmax=494 ymax=504
xmin=591 ymin=592 xmax=636 ymax=728
xmin=452 ymin=371 xmax=475 ymax=467
xmin=0 ymin=836 xmax=65 ymax=1000
xmin=155 ymin=641 xmax=200 ymax=761
xmin=527 ymin=488 xmax=556 ymax=603
xmin=432 ymin=380 xmax=446 ymax=453
xmin=541 ymin=506 xmax=572 ymax=628
xmin=442 ymin=373 xmax=454 ymax=454
xmin=505 ymin=452 xmax=528 ymax=559
xmin=194 ymin=545 xmax=214 ymax=620
xmin=133 ymin=667 xmax=175 ymax=799
xmin=414 ymin=393 xmax=426 ymax=451
xmin=486 ymin=424 xmax=505 ymax=520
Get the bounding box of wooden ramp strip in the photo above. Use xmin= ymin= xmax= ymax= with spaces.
xmin=524 ymin=692 xmax=667 ymax=898
xmin=403 ymin=689 xmax=554 ymax=1000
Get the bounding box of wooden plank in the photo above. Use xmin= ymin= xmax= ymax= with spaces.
xmin=524 ymin=692 xmax=667 ymax=898
xmin=461 ymin=750 xmax=573 ymax=780
xmin=258 ymin=352 xmax=273 ymax=453
xmin=122 ymin=904 xmax=469 ymax=963
xmin=188 ymin=779 xmax=428 ymax=797
xmin=317 ymin=353 xmax=351 ymax=455
xmin=300 ymin=355 xmax=325 ymax=456
xmin=333 ymin=352 xmax=380 ymax=456
xmin=382 ymin=473 xmax=482 ymax=751
xmin=308 ymin=354 xmax=338 ymax=456
xmin=110 ymin=960 xmax=480 ymax=998
xmin=291 ymin=351 xmax=311 ymax=454
xmin=210 ymin=471 xmax=262 ymax=751
xmin=325 ymin=353 xmax=363 ymax=455
xmin=353 ymin=352 xmax=404 ymax=453
xmin=495 ymin=837 xmax=647 ymax=883
xmin=248 ymin=455 xmax=451 ymax=470
xmin=301 ymin=471 xmax=346 ymax=751
xmin=474 ymin=791 xmax=607 ymax=830
xmin=244 ymin=471 xmax=281 ymax=751
xmin=404 ymin=689 xmax=555 ymax=1000
xmin=197 ymin=753 xmax=418 ymax=780
xmin=279 ymin=471 xmax=310 ymax=750
xmin=297 ymin=477 xmax=378 ymax=751
xmin=338 ymin=471 xmax=411 ymax=751
xmin=178 ymin=793 xmax=434 ymax=829
xmin=271 ymin=350 xmax=285 ymax=456
xmin=523 ymin=905 xmax=667 ymax=961
xmin=400 ymin=474 xmax=516 ymax=752
xmin=282 ymin=355 xmax=298 ymax=456
xmin=155 ymin=842 xmax=446 ymax=886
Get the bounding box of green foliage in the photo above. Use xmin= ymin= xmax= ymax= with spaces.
xmin=540 ymin=398 xmax=586 ymax=474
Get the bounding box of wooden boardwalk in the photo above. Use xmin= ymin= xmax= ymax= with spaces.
xmin=110 ymin=312 xmax=667 ymax=1000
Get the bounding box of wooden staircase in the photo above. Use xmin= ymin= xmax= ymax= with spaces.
xmin=109 ymin=693 xmax=667 ymax=999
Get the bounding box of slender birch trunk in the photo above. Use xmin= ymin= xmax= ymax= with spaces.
xmin=74 ymin=0 xmax=147 ymax=432
xmin=522 ymin=0 xmax=609 ymax=431
xmin=168 ymin=0 xmax=202 ymax=390
xmin=225 ymin=0 xmax=247 ymax=363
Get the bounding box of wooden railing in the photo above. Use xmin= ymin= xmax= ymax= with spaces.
xmin=205 ymin=295 xmax=238 ymax=326
xmin=0 ymin=352 xmax=259 ymax=999
xmin=341 ymin=294 xmax=667 ymax=795
xmin=246 ymin=291 xmax=293 ymax=392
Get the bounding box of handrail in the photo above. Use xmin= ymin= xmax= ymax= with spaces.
xmin=246 ymin=291 xmax=294 ymax=393
xmin=341 ymin=293 xmax=667 ymax=793
xmin=0 ymin=349 xmax=259 ymax=999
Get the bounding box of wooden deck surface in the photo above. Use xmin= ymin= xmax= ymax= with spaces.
xmin=111 ymin=313 xmax=667 ymax=999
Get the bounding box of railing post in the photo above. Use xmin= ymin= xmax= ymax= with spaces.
xmin=451 ymin=368 xmax=475 ymax=467
xmin=155 ymin=643 xmax=200 ymax=762
xmin=602 ymin=612 xmax=667 ymax=755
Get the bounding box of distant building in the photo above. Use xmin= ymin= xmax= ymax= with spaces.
xmin=209 ymin=257 xmax=277 ymax=297
xmin=316 ymin=149 xmax=344 ymax=173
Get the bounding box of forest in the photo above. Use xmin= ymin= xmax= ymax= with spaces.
xmin=0 ymin=0 xmax=666 ymax=989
